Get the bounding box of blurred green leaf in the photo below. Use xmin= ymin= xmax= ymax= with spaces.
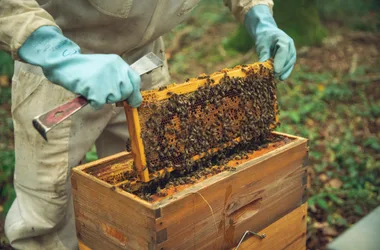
xmin=353 ymin=204 xmax=364 ymax=215
xmin=364 ymin=137 xmax=380 ymax=151
xmin=287 ymin=111 xmax=301 ymax=123
xmin=316 ymin=197 xmax=330 ymax=210
xmin=328 ymin=193 xmax=344 ymax=206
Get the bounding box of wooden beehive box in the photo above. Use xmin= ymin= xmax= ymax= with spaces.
xmin=72 ymin=132 xmax=308 ymax=250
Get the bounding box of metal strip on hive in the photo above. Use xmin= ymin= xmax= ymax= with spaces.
xmin=125 ymin=60 xmax=277 ymax=182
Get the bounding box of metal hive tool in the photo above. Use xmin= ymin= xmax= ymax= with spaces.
xmin=123 ymin=60 xmax=278 ymax=183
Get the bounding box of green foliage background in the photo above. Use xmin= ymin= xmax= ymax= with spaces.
xmin=225 ymin=0 xmax=380 ymax=52
xmin=225 ymin=0 xmax=327 ymax=52
xmin=0 ymin=84 xmax=14 ymax=215
xmin=0 ymin=51 xmax=13 ymax=78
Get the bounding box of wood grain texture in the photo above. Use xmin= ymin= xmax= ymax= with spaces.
xmin=76 ymin=151 xmax=134 ymax=184
xmin=75 ymin=151 xmax=132 ymax=173
xmin=78 ymin=240 xmax=92 ymax=250
xmin=231 ymin=203 xmax=307 ymax=250
xmin=72 ymin=170 xmax=155 ymax=250
xmin=77 ymin=203 xmax=307 ymax=250
xmin=155 ymin=137 xmax=307 ymax=250
xmin=72 ymin=133 xmax=308 ymax=250
xmin=123 ymin=101 xmax=150 ymax=182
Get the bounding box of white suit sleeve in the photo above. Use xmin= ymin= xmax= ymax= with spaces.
xmin=0 ymin=0 xmax=59 ymax=60
xmin=224 ymin=0 xmax=274 ymax=23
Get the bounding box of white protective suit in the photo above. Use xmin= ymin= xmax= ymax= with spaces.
xmin=0 ymin=0 xmax=273 ymax=249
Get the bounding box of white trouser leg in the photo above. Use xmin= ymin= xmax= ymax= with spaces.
xmin=95 ymin=107 xmax=129 ymax=159
xmin=5 ymin=62 xmax=117 ymax=250
xmin=5 ymin=37 xmax=170 ymax=250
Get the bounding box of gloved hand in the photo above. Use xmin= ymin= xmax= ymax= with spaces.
xmin=245 ymin=5 xmax=296 ymax=80
xmin=18 ymin=26 xmax=142 ymax=109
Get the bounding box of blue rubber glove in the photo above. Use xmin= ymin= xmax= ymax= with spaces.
xmin=18 ymin=26 xmax=142 ymax=109
xmin=245 ymin=5 xmax=296 ymax=80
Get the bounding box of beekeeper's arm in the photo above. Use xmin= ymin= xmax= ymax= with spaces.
xmin=224 ymin=0 xmax=296 ymax=80
xmin=0 ymin=0 xmax=142 ymax=109
xmin=0 ymin=1 xmax=57 ymax=60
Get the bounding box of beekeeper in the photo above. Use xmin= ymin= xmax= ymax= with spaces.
xmin=0 ymin=0 xmax=296 ymax=249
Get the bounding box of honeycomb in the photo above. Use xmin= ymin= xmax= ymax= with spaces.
xmin=126 ymin=61 xmax=278 ymax=182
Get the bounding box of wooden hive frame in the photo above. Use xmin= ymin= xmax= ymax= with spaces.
xmin=123 ymin=60 xmax=276 ymax=183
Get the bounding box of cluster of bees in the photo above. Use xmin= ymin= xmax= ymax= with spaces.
xmin=128 ymin=64 xmax=279 ymax=199
xmin=133 ymin=133 xmax=284 ymax=201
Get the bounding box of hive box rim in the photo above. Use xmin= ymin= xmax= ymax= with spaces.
xmin=71 ymin=131 xmax=307 ymax=210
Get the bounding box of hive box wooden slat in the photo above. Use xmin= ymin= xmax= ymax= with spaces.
xmin=231 ymin=203 xmax=307 ymax=250
xmin=78 ymin=203 xmax=307 ymax=250
xmin=71 ymin=132 xmax=308 ymax=250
